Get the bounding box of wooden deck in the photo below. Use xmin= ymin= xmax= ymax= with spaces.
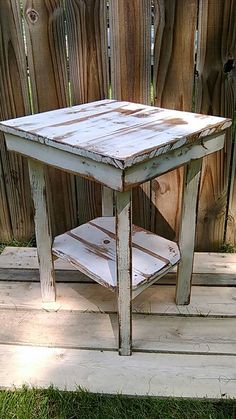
xmin=0 ymin=247 xmax=236 ymax=398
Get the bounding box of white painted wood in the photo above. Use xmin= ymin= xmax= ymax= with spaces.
xmin=1 ymin=344 xmax=236 ymax=398
xmin=124 ymin=133 xmax=225 ymax=188
xmin=102 ymin=186 xmax=114 ymax=216
xmin=132 ymin=265 xmax=173 ymax=299
xmin=1 ymin=282 xmax=236 ymax=316
xmin=1 ymin=309 xmax=236 ymax=354
xmin=1 ymin=247 xmax=236 ymax=285
xmin=6 ymin=134 xmax=123 ymax=190
xmin=28 ymin=159 xmax=56 ymax=303
xmin=116 ymin=191 xmax=132 ymax=355
xmin=176 ymin=159 xmax=202 ymax=305
xmin=5 ymin=132 xmax=226 ymax=192
xmin=0 ymin=99 xmax=231 ymax=169
xmin=52 ymin=217 xmax=180 ymax=292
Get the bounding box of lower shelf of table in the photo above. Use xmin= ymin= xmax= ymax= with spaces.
xmin=52 ymin=217 xmax=180 ymax=294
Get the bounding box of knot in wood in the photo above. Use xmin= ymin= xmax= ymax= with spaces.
xmin=223 ymin=59 xmax=235 ymax=73
xmin=103 ymin=239 xmax=110 ymax=244
xmin=26 ymin=8 xmax=39 ymax=23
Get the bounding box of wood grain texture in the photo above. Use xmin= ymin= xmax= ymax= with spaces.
xmin=195 ymin=0 xmax=236 ymax=250
xmin=110 ymin=0 xmax=151 ymax=103
xmin=1 ymin=344 xmax=236 ymax=397
xmin=124 ymin=134 xmax=225 ymax=189
xmin=28 ymin=159 xmax=56 ymax=302
xmin=23 ymin=0 xmax=77 ymax=235
xmin=152 ymin=0 xmax=198 ymax=241
xmin=176 ymin=159 xmax=202 ymax=305
xmin=102 ymin=187 xmax=114 ymax=216
xmin=1 ymin=101 xmax=229 ymax=169
xmin=66 ymin=0 xmax=109 ymax=224
xmin=1 ymin=247 xmax=236 ymax=286
xmin=52 ymin=217 xmax=179 ymax=291
xmin=1 ymin=267 xmax=236 ymax=286
xmin=226 ymin=128 xmax=236 ymax=244
xmin=0 ymin=0 xmax=33 ymax=240
xmin=1 ymin=280 xmax=236 ymax=316
xmin=5 ymin=133 xmax=124 ymax=191
xmin=110 ymin=0 xmax=152 ymax=229
xmin=66 ymin=0 xmax=108 ymax=104
xmin=116 ymin=191 xmax=132 ymax=355
xmin=1 ymin=309 xmax=236 ymax=355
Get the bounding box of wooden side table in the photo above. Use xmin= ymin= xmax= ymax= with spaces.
xmin=0 ymin=100 xmax=231 ymax=355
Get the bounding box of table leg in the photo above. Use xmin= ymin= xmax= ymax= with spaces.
xmin=28 ymin=159 xmax=56 ymax=303
xmin=176 ymin=159 xmax=202 ymax=305
xmin=115 ymin=190 xmax=132 ymax=355
xmin=102 ymin=186 xmax=114 ymax=216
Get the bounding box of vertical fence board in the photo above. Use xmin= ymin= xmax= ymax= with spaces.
xmin=152 ymin=0 xmax=197 ymax=240
xmin=66 ymin=0 xmax=109 ymax=224
xmin=0 ymin=0 xmax=33 ymax=241
xmin=110 ymin=0 xmax=151 ymax=229
xmin=226 ymin=127 xmax=236 ymax=245
xmin=0 ymin=0 xmax=235 ymax=249
xmin=23 ymin=0 xmax=77 ymax=236
xmin=195 ymin=0 xmax=236 ymax=250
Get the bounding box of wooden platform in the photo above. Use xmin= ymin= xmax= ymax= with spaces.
xmin=0 ymin=247 xmax=236 ymax=398
xmin=52 ymin=217 xmax=180 ymax=294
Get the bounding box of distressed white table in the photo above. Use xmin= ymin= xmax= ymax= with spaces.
xmin=0 ymin=99 xmax=231 ymax=355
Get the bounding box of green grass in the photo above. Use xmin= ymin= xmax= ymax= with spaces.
xmin=220 ymin=242 xmax=236 ymax=253
xmin=0 ymin=387 xmax=235 ymax=419
xmin=0 ymin=237 xmax=36 ymax=255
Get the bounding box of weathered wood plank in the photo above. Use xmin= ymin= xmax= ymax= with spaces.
xmin=5 ymin=134 xmax=123 ymax=191
xmin=0 ymin=0 xmax=33 ymax=240
xmin=66 ymin=0 xmax=109 ymax=225
xmin=1 ymin=309 xmax=236 ymax=355
xmin=152 ymin=0 xmax=198 ymax=240
xmin=5 ymin=131 xmax=227 ymax=192
xmin=2 ymin=268 xmax=236 ymax=287
xmin=110 ymin=0 xmax=151 ymax=103
xmin=23 ymin=0 xmax=77 ymax=235
xmin=0 ymin=155 xmax=12 ymax=241
xmin=102 ymin=187 xmax=114 ymax=216
xmin=116 ymin=191 xmax=132 ymax=355
xmin=66 ymin=0 xmax=108 ymax=104
xmin=52 ymin=217 xmax=179 ymax=291
xmin=226 ymin=129 xmax=236 ymax=244
xmin=110 ymin=0 xmax=152 ymax=230
xmin=195 ymin=0 xmax=236 ymax=250
xmin=176 ymin=159 xmax=202 ymax=305
xmin=124 ymin=134 xmax=225 ymax=188
xmin=2 ymin=247 xmax=236 ymax=274
xmin=1 ymin=282 xmax=236 ymax=317
xmin=1 ymin=247 xmax=236 ymax=285
xmin=28 ymin=159 xmax=56 ymax=302
xmin=1 ymin=102 xmax=230 ymax=169
xmin=1 ymin=344 xmax=236 ymax=397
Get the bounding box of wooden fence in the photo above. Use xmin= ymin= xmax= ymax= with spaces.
xmin=0 ymin=0 xmax=235 ymax=251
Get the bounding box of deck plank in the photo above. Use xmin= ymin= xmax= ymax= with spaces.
xmin=0 ymin=309 xmax=236 ymax=355
xmin=0 ymin=344 xmax=235 ymax=397
xmin=0 ymin=282 xmax=236 ymax=316
xmin=0 ymin=247 xmax=236 ymax=286
xmin=0 ymin=248 xmax=236 ymax=396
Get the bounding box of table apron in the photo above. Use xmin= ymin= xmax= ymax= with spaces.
xmin=5 ymin=133 xmax=123 ymax=191
xmin=5 ymin=132 xmax=225 ymax=191
xmin=123 ymin=133 xmax=225 ymax=189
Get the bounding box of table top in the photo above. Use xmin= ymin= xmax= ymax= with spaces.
xmin=0 ymin=99 xmax=231 ymax=169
